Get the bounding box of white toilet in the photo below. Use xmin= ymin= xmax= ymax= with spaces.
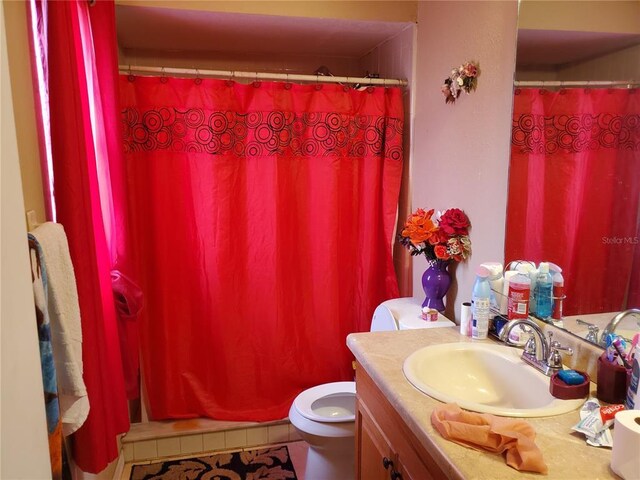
xmin=288 ymin=297 xmax=454 ymax=480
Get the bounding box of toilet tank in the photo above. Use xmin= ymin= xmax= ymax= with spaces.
xmin=370 ymin=297 xmax=455 ymax=331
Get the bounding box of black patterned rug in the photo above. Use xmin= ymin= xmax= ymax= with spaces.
xmin=130 ymin=445 xmax=298 ymax=480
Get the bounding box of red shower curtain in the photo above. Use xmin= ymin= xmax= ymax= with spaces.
xmin=506 ymin=88 xmax=640 ymax=315
xmin=119 ymin=77 xmax=403 ymax=420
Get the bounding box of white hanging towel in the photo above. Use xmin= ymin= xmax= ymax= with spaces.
xmin=31 ymin=222 xmax=89 ymax=436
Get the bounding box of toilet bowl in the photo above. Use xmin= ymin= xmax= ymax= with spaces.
xmin=288 ymin=297 xmax=454 ymax=480
xmin=288 ymin=382 xmax=356 ymax=480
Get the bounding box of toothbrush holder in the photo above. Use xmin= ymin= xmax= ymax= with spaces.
xmin=596 ymin=353 xmax=629 ymax=404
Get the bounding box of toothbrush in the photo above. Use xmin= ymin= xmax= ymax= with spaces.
xmin=630 ymin=333 xmax=639 ymax=362
xmin=611 ymin=337 xmax=631 ymax=369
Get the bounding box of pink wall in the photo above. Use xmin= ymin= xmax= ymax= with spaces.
xmin=412 ymin=1 xmax=518 ymax=321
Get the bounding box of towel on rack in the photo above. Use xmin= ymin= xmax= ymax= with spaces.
xmin=31 ymin=223 xmax=89 ymax=436
xmin=28 ymin=236 xmax=64 ymax=479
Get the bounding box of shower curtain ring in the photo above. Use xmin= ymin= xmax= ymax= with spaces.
xmin=160 ymin=67 xmax=167 ymax=83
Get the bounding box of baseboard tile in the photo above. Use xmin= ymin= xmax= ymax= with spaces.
xmin=123 ymin=420 xmax=293 ymax=462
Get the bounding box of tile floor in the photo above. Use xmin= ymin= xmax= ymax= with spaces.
xmin=121 ymin=440 xmax=309 ymax=479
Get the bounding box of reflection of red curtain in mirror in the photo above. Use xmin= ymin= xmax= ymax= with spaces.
xmin=506 ymin=88 xmax=640 ymax=315
xmin=119 ymin=77 xmax=403 ymax=421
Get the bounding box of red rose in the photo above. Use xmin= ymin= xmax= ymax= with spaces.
xmin=439 ymin=208 xmax=470 ymax=236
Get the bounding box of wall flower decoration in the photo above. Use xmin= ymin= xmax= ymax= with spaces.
xmin=442 ymin=61 xmax=480 ymax=104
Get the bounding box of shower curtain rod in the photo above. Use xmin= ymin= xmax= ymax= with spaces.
xmin=119 ymin=65 xmax=408 ymax=87
xmin=515 ymin=80 xmax=639 ymax=88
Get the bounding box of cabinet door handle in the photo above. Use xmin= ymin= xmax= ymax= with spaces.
xmin=382 ymin=457 xmax=393 ymax=470
xmin=390 ymin=470 xmax=403 ymax=480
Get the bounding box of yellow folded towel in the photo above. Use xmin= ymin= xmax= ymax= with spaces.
xmin=431 ymin=403 xmax=548 ymax=474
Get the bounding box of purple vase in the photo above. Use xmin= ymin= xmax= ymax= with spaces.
xmin=421 ymin=260 xmax=451 ymax=312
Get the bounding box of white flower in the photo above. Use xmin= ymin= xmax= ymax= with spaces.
xmin=447 ymin=238 xmax=462 ymax=255
xmin=457 ymin=77 xmax=464 ymax=86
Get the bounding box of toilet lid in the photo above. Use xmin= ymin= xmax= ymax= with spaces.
xmin=294 ymin=381 xmax=356 ymax=423
xmin=370 ymin=304 xmax=398 ymax=331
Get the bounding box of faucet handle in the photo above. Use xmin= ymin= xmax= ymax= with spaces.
xmin=576 ymin=319 xmax=599 ymax=343
xmin=524 ymin=333 xmax=536 ymax=355
xmin=547 ymin=340 xmax=573 ymax=369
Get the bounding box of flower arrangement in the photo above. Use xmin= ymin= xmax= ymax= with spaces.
xmin=398 ymin=208 xmax=471 ymax=263
xmin=442 ymin=61 xmax=480 ymax=104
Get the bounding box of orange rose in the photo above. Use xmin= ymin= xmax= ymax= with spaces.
xmin=402 ymin=209 xmax=437 ymax=245
xmin=434 ymin=245 xmax=450 ymax=260
xmin=427 ymin=228 xmax=449 ymax=246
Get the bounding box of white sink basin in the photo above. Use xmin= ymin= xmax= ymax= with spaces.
xmin=403 ymin=343 xmax=585 ymax=417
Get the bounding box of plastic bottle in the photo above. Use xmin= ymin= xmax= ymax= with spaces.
xmin=480 ymin=262 xmax=503 ymax=312
xmin=552 ymin=271 xmax=564 ymax=321
xmin=526 ymin=264 xmax=539 ymax=315
xmin=509 ymin=261 xmax=537 ymax=314
xmin=534 ymin=262 xmax=553 ymax=319
xmin=471 ymin=266 xmax=491 ymax=340
xmin=507 ymin=273 xmax=531 ymax=319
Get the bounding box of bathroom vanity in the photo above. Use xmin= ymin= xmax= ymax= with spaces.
xmin=347 ymin=327 xmax=617 ymax=479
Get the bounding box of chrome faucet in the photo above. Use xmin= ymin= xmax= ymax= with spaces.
xmin=499 ymin=318 xmax=573 ymax=376
xmin=576 ymin=318 xmax=600 ymax=344
xmin=599 ymin=308 xmax=640 ymax=347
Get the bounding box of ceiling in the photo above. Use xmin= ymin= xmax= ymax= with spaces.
xmin=115 ymin=4 xmax=411 ymax=58
xmin=116 ymin=3 xmax=640 ymax=69
xmin=517 ymin=29 xmax=640 ymax=67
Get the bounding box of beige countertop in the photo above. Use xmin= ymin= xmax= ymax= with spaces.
xmin=347 ymin=326 xmax=618 ymax=480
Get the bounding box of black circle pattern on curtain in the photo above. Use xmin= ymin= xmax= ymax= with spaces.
xmin=122 ymin=108 xmax=404 ymax=161
xmin=512 ymin=113 xmax=640 ymax=154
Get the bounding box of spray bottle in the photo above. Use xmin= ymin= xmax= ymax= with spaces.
xmin=471 ymin=266 xmax=492 ymax=340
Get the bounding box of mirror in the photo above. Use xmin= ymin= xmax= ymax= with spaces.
xmin=510 ymin=1 xmax=640 ymax=347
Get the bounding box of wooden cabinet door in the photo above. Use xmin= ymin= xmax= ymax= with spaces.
xmin=356 ymin=400 xmax=396 ymax=480
xmin=355 ymin=363 xmax=449 ymax=480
